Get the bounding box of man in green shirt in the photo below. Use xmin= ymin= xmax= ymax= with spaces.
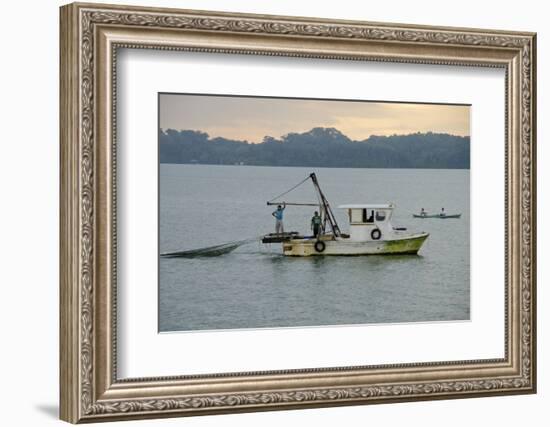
xmin=311 ymin=211 xmax=322 ymax=238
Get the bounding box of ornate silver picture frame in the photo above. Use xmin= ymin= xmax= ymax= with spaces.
xmin=60 ymin=2 xmax=536 ymax=423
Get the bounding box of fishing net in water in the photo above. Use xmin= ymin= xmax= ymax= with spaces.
xmin=160 ymin=238 xmax=258 ymax=258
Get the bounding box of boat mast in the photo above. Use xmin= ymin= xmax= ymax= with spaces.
xmin=309 ymin=173 xmax=341 ymax=238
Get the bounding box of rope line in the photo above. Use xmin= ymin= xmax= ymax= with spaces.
xmin=267 ymin=176 xmax=311 ymax=203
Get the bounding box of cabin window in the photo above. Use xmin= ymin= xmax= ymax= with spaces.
xmin=350 ymin=209 xmax=375 ymax=223
xmin=365 ymin=209 xmax=374 ymax=223
xmin=350 ymin=209 xmax=363 ymax=223
xmin=361 ymin=209 xmax=375 ymax=223
xmin=376 ymin=210 xmax=386 ymax=221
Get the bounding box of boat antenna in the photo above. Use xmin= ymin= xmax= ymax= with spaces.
xmin=309 ymin=173 xmax=341 ymax=238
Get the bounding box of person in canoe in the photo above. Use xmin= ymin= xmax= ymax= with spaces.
xmin=272 ymin=203 xmax=286 ymax=235
xmin=420 ymin=208 xmax=427 ymax=217
xmin=440 ymin=207 xmax=446 ymax=217
xmin=311 ymin=211 xmax=322 ymax=237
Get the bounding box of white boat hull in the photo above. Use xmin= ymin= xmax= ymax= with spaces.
xmin=282 ymin=233 xmax=429 ymax=256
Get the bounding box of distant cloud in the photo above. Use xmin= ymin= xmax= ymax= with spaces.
xmin=160 ymin=94 xmax=470 ymax=143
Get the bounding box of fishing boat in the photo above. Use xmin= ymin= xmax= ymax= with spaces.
xmin=262 ymin=173 xmax=429 ymax=256
xmin=413 ymin=213 xmax=461 ymax=219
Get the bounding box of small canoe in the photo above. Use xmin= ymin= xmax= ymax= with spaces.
xmin=413 ymin=213 xmax=461 ymax=219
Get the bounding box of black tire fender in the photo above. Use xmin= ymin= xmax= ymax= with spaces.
xmin=371 ymin=228 xmax=382 ymax=240
xmin=314 ymin=240 xmax=326 ymax=253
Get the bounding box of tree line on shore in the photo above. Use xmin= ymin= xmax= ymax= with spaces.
xmin=159 ymin=127 xmax=470 ymax=169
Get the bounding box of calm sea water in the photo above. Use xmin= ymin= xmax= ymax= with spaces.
xmin=159 ymin=165 xmax=469 ymax=332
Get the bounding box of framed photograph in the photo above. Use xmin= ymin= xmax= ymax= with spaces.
xmin=60 ymin=2 xmax=537 ymax=423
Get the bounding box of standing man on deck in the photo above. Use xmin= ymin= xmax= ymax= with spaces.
xmin=272 ymin=203 xmax=286 ymax=235
xmin=311 ymin=211 xmax=322 ymax=238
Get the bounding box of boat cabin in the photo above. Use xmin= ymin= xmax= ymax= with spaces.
xmin=338 ymin=204 xmax=394 ymax=241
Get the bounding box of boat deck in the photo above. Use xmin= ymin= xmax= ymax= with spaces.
xmin=261 ymin=231 xmax=301 ymax=243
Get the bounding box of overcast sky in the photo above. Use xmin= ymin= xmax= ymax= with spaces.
xmin=159 ymin=93 xmax=470 ymax=143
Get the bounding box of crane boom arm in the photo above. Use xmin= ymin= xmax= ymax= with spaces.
xmin=309 ymin=173 xmax=341 ymax=238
